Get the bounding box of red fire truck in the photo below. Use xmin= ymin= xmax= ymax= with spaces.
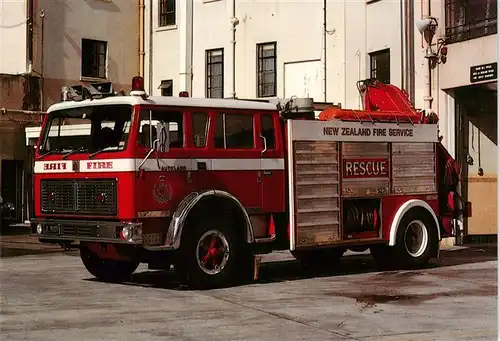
xmin=31 ymin=77 xmax=470 ymax=288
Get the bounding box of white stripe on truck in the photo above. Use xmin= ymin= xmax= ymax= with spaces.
xmin=34 ymin=158 xmax=286 ymax=174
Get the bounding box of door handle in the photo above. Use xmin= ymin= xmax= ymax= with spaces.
xmin=260 ymin=134 xmax=267 ymax=155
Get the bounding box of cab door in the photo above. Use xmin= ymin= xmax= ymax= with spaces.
xmin=210 ymin=110 xmax=262 ymax=210
xmin=259 ymin=113 xmax=285 ymax=213
xmin=135 ymin=107 xmax=193 ymax=216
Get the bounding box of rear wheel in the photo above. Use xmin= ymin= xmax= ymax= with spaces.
xmin=393 ymin=210 xmax=437 ymax=269
xmin=80 ymin=246 xmax=139 ymax=283
xmin=175 ymin=215 xmax=252 ymax=289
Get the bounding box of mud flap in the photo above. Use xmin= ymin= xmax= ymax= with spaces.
xmin=253 ymin=255 xmax=262 ymax=280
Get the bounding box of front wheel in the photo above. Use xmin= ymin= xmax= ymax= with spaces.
xmin=80 ymin=246 xmax=139 ymax=283
xmin=175 ymin=216 xmax=252 ymax=289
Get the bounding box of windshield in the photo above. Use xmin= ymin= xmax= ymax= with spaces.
xmin=39 ymin=104 xmax=133 ymax=155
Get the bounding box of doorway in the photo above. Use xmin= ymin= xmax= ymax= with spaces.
xmin=1 ymin=159 xmax=24 ymax=223
xmin=454 ymin=82 xmax=498 ymax=240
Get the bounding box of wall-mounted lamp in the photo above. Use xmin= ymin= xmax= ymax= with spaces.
xmin=416 ymin=16 xmax=448 ymax=67
xmin=416 ymin=17 xmax=438 ymax=36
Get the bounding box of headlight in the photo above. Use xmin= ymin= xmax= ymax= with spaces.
xmin=36 ymin=224 xmax=43 ymax=234
xmin=121 ymin=224 xmax=142 ymax=242
xmin=121 ymin=226 xmax=132 ymax=240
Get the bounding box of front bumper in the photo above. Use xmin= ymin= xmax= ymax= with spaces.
xmin=30 ymin=218 xmax=143 ymax=245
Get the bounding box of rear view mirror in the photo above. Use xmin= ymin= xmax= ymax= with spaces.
xmin=156 ymin=121 xmax=170 ymax=153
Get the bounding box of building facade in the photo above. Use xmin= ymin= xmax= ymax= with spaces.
xmin=144 ymin=0 xmax=433 ymax=107
xmin=434 ymin=0 xmax=497 ymax=239
xmin=144 ymin=0 xmax=497 ymax=241
xmin=0 ymin=0 xmax=140 ymax=223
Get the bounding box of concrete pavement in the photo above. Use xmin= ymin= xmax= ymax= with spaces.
xmin=0 ymin=246 xmax=497 ymax=341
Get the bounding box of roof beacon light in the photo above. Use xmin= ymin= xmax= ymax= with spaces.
xmin=131 ymin=76 xmax=147 ymax=97
xmin=179 ymin=91 xmax=189 ymax=97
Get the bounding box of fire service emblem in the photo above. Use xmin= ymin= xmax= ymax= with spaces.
xmin=72 ymin=160 xmax=80 ymax=172
xmin=153 ymin=176 xmax=172 ymax=203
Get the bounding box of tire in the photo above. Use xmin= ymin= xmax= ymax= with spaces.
xmin=80 ymin=246 xmax=140 ymax=283
xmin=175 ymin=214 xmax=252 ymax=289
xmin=392 ymin=209 xmax=438 ymax=269
xmin=291 ymin=247 xmax=345 ymax=269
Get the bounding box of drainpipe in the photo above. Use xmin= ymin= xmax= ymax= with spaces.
xmin=323 ymin=0 xmax=327 ymax=102
xmin=26 ymin=0 xmax=34 ymax=74
xmin=189 ymin=2 xmax=194 ymax=95
xmin=229 ymin=0 xmax=238 ymax=99
xmin=148 ymin=0 xmax=153 ymax=94
xmin=401 ymin=0 xmax=415 ymax=105
xmin=39 ymin=9 xmax=46 ymax=111
xmin=408 ymin=0 xmax=415 ymax=105
xmin=179 ymin=0 xmax=193 ymax=94
xmin=423 ymin=0 xmax=432 ymax=114
xmin=400 ymin=0 xmax=406 ymax=90
xmin=343 ymin=1 xmax=347 ymax=106
xmin=400 ymin=0 xmax=410 ymax=95
xmin=139 ymin=0 xmax=145 ymax=77
xmin=356 ymin=50 xmax=361 ymax=109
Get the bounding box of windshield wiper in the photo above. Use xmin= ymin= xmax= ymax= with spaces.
xmin=62 ymin=146 xmax=88 ymax=159
xmin=88 ymin=146 xmax=119 ymax=159
xmin=36 ymin=148 xmax=63 ymax=160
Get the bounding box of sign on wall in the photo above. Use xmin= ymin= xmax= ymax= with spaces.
xmin=470 ymin=62 xmax=497 ymax=83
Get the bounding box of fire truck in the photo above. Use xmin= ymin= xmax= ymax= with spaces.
xmin=31 ymin=77 xmax=471 ymax=289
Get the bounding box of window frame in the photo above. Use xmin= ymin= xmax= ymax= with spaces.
xmin=259 ymin=113 xmax=276 ymax=151
xmin=213 ymin=111 xmax=255 ymax=150
xmin=158 ymin=0 xmax=176 ymax=27
xmin=191 ymin=111 xmax=210 ymax=148
xmin=159 ymin=80 xmax=173 ymax=97
xmin=445 ymin=0 xmax=497 ymax=44
xmin=206 ymin=48 xmax=224 ymax=99
xmin=369 ymin=49 xmax=391 ymax=84
xmin=81 ymin=38 xmax=108 ymax=80
xmin=136 ymin=107 xmax=185 ymax=150
xmin=256 ymin=42 xmax=277 ymax=98
xmin=39 ymin=105 xmax=133 ymax=154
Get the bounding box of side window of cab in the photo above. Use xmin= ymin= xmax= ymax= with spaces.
xmin=213 ymin=112 xmax=254 ymax=149
xmin=260 ymin=113 xmax=276 ymax=150
xmin=192 ymin=112 xmax=209 ymax=148
xmin=138 ymin=109 xmax=184 ymax=149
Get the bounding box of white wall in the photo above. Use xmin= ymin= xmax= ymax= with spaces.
xmin=35 ymin=0 xmax=138 ymax=84
xmin=148 ymin=0 xmax=325 ymax=100
xmin=147 ymin=0 xmax=180 ymax=95
xmin=0 ymin=0 xmax=27 ymax=74
xmin=146 ymin=0 xmax=434 ymax=112
xmin=439 ymin=35 xmax=498 ymax=90
xmin=284 ymin=60 xmax=322 ymax=101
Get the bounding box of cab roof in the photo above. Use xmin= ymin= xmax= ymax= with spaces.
xmin=46 ymin=95 xmax=278 ymax=113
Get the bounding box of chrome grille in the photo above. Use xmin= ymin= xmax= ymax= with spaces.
xmin=41 ymin=179 xmax=117 ymax=215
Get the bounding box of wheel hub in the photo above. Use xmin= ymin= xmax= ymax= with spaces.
xmin=404 ymin=220 xmax=428 ymax=258
xmin=196 ymin=229 xmax=230 ymax=275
